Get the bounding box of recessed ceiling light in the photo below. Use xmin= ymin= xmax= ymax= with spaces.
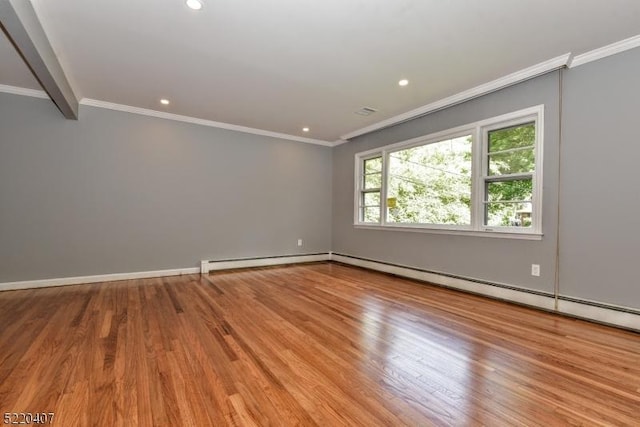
xmin=302 ymin=127 xmax=310 ymax=132
xmin=160 ymin=99 xmax=170 ymax=105
xmin=186 ymin=0 xmax=203 ymax=10
xmin=399 ymin=79 xmax=409 ymax=87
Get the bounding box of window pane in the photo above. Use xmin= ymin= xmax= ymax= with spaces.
xmin=488 ymin=147 xmax=534 ymax=175
xmin=363 ymin=207 xmax=380 ymax=223
xmin=363 ymin=192 xmax=380 ymax=207
xmin=364 ymin=172 xmax=381 ymax=189
xmin=486 ymin=179 xmax=532 ymax=202
xmin=485 ymin=202 xmax=532 ymax=227
xmin=488 ymin=122 xmax=535 ymax=153
xmin=387 ymin=135 xmax=472 ymax=225
xmin=364 ymin=157 xmax=382 ymax=173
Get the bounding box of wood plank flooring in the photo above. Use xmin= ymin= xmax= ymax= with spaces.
xmin=0 ymin=262 xmax=639 ymax=426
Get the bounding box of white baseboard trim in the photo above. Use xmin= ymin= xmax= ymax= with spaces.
xmin=0 ymin=267 xmax=200 ymax=292
xmin=557 ymin=299 xmax=640 ymax=331
xmin=201 ymin=253 xmax=331 ymax=273
xmin=2 ymin=253 xmax=638 ymax=332
xmin=331 ymin=253 xmax=640 ymax=332
xmin=331 ymin=254 xmax=556 ymax=310
xmin=0 ymin=252 xmax=332 ymax=292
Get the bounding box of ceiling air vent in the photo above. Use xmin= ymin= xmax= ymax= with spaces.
xmin=354 ymin=107 xmax=378 ymax=116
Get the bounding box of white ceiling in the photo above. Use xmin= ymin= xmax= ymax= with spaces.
xmin=1 ymin=0 xmax=640 ymax=142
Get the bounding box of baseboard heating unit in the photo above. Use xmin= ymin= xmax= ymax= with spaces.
xmin=200 ymin=252 xmax=332 ymax=274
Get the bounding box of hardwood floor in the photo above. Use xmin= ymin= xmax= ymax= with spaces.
xmin=0 ymin=262 xmax=638 ymax=426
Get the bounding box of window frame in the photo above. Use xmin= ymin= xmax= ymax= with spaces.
xmin=357 ymin=154 xmax=383 ymax=224
xmin=353 ymin=105 xmax=544 ymax=239
xmin=385 ymin=127 xmax=475 ymax=231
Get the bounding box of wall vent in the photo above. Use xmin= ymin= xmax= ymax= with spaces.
xmin=354 ymin=107 xmax=378 ymax=116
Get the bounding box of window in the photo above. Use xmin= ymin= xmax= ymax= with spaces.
xmin=358 ymin=156 xmax=382 ymax=223
xmin=484 ymin=122 xmax=535 ymax=228
xmin=354 ymin=105 xmax=543 ymax=237
xmin=387 ymin=134 xmax=472 ymax=226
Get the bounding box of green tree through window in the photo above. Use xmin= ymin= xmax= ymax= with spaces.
xmin=485 ymin=123 xmax=535 ymax=227
xmin=354 ymin=105 xmax=543 ymax=235
xmin=387 ymin=135 xmax=472 ymax=225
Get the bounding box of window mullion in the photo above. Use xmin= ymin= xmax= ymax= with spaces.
xmin=533 ymin=112 xmax=544 ymax=233
xmin=488 ymin=145 xmax=535 ymax=156
xmin=484 ymin=172 xmax=533 ymax=182
xmin=472 ymin=126 xmax=486 ymax=231
xmin=484 ymin=200 xmax=532 ymax=204
xmin=354 ymin=155 xmax=361 ymax=224
xmin=381 ymin=150 xmax=388 ymax=225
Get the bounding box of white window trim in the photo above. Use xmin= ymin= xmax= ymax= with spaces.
xmin=355 ymin=153 xmax=384 ymax=224
xmin=353 ymin=105 xmax=544 ymax=239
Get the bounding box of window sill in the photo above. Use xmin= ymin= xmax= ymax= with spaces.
xmin=353 ymin=224 xmax=543 ymax=240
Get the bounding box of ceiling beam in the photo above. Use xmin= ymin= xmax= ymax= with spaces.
xmin=0 ymin=0 xmax=78 ymax=119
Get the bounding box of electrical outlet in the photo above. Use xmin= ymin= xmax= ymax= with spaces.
xmin=531 ymin=264 xmax=540 ymax=277
xmin=297 ymin=239 xmax=303 ymax=247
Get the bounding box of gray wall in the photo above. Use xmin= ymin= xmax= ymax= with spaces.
xmin=333 ymin=49 xmax=640 ymax=312
xmin=560 ymin=48 xmax=640 ymax=308
xmin=332 ymin=72 xmax=561 ymax=294
xmin=3 ymin=47 xmax=640 ymax=312
xmin=0 ymin=93 xmax=332 ymax=282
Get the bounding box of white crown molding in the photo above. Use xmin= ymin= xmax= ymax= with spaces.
xmin=340 ymin=53 xmax=571 ymax=141
xmin=80 ymin=98 xmax=333 ymax=147
xmin=0 ymin=87 xmax=332 ymax=146
xmin=568 ymin=34 xmax=640 ymax=68
xmin=0 ymin=83 xmax=49 ymax=99
xmin=332 ymin=139 xmax=348 ymax=147
xmin=0 ymin=266 xmax=200 ymax=292
xmin=5 ymin=32 xmax=640 ymax=146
